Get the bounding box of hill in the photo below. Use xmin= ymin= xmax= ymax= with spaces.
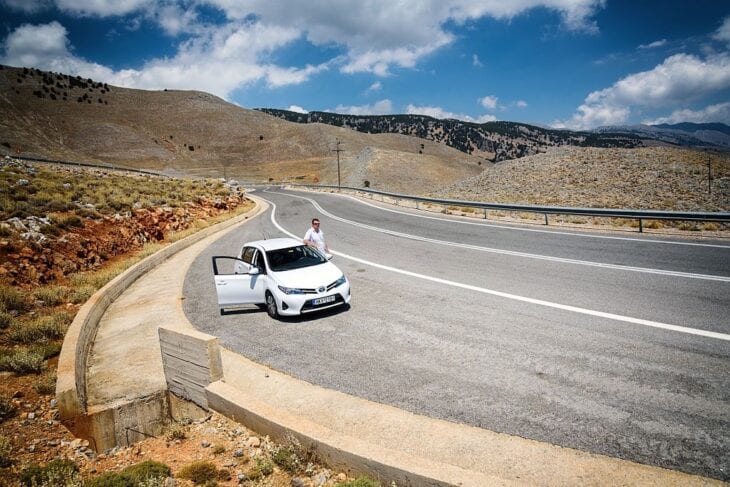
xmin=257 ymin=109 xmax=648 ymax=162
xmin=0 ymin=65 xmax=482 ymax=191
xmin=439 ymin=146 xmax=729 ymax=213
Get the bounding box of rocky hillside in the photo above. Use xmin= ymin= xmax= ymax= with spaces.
xmin=257 ymin=109 xmax=648 ymax=162
xmin=0 ymin=65 xmax=482 ymax=190
xmin=438 ymin=146 xmax=730 ymax=212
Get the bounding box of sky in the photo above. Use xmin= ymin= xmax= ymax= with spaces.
xmin=1 ymin=0 xmax=729 ymax=130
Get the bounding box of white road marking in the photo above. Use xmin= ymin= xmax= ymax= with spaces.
xmin=289 ymin=188 xmax=730 ymax=249
xmin=264 ymin=198 xmax=729 ymax=342
xmin=266 ymin=190 xmax=730 ymax=282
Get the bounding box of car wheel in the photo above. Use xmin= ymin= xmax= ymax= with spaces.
xmin=265 ymin=292 xmax=279 ymax=319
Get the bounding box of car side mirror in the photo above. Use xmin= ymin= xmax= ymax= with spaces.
xmin=248 ymin=267 xmax=260 ymax=275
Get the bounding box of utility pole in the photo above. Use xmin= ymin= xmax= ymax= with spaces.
xmin=707 ymin=151 xmax=712 ymax=195
xmin=332 ymin=139 xmax=343 ymax=190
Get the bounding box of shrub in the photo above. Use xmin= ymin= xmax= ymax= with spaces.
xmin=7 ymin=313 xmax=68 ymax=344
xmin=122 ymin=460 xmax=171 ymax=484
xmin=31 ymin=342 xmax=62 ymax=360
xmin=178 ymin=460 xmax=219 ymax=485
xmin=33 ymin=285 xmax=70 ymax=306
xmin=0 ymin=434 xmax=12 ymax=468
xmin=249 ymin=457 xmax=274 ymax=479
xmin=19 ymin=459 xmax=80 ymax=486
xmin=84 ymin=472 xmax=133 ymax=487
xmin=164 ymin=422 xmax=187 ymax=441
xmin=335 ymin=476 xmax=381 ymax=487
xmin=34 ymin=370 xmax=57 ymax=395
xmin=54 ymin=214 xmax=83 ymax=229
xmin=0 ymin=284 xmax=31 ymax=313
xmin=0 ymin=349 xmax=45 ymax=374
xmin=70 ymin=284 xmax=96 ymax=304
xmin=0 ymin=310 xmax=13 ymax=329
xmin=272 ymin=446 xmax=300 ymax=473
xmin=0 ymin=395 xmax=17 ymax=423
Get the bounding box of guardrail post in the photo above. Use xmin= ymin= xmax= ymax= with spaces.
xmin=484 ymin=208 xmax=488 ymax=220
xmin=415 ymin=201 xmax=419 ymax=210
xmin=544 ymin=213 xmax=549 ymax=226
xmin=638 ymin=219 xmax=643 ymax=233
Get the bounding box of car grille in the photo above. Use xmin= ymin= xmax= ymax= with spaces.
xmin=299 ymin=278 xmax=342 ymax=294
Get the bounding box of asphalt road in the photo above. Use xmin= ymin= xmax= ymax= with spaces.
xmin=183 ymin=188 xmax=730 ymax=480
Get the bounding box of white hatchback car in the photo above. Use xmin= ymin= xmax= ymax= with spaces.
xmin=212 ymin=237 xmax=351 ymax=318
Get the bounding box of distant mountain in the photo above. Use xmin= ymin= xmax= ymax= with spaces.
xmin=653 ymin=122 xmax=730 ymax=136
xmin=594 ymin=123 xmax=730 ymax=148
xmin=257 ymin=109 xmax=646 ymax=162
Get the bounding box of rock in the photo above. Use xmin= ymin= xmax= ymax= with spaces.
xmin=27 ymin=412 xmax=35 ymax=419
xmin=70 ymin=438 xmax=83 ymax=449
xmin=336 ymin=473 xmax=347 ymax=482
xmin=50 ymin=399 xmax=58 ymax=408
xmin=246 ymin=436 xmax=260 ymax=448
xmin=315 ymin=472 xmax=328 ymax=486
xmin=232 ymin=448 xmax=244 ymax=458
xmin=291 ymin=477 xmax=307 ymax=487
xmin=16 ymin=179 xmax=29 ymax=186
xmin=201 ymin=440 xmax=211 ymax=448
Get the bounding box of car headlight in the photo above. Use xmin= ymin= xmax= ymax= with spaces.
xmin=334 ymin=274 xmax=347 ymax=287
xmin=278 ymin=285 xmax=305 ymax=295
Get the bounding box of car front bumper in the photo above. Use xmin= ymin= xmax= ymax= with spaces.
xmin=275 ymin=282 xmax=351 ymax=316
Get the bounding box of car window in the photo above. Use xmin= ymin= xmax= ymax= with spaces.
xmin=252 ymin=250 xmax=265 ymax=271
xmin=266 ymin=245 xmax=326 ymax=272
xmin=241 ymin=247 xmax=256 ymax=264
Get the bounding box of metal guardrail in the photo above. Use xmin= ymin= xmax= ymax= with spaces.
xmin=291 ymin=184 xmax=730 ymax=232
xmin=3 ymin=153 xmax=167 ymax=177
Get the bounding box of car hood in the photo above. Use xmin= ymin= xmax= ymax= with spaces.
xmin=272 ymin=262 xmax=343 ymax=288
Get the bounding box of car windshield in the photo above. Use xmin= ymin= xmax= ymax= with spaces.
xmin=266 ymin=245 xmax=326 ymax=271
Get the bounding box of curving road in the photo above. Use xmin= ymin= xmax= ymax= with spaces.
xmin=183 ymin=188 xmax=730 ymax=481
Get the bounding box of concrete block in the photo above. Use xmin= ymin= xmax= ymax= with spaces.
xmin=159 ymin=327 xmax=222 ymax=409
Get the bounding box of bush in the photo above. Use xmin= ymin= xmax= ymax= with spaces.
xmin=33 ymin=285 xmax=70 ymax=306
xmin=0 ymin=284 xmax=31 ymax=313
xmin=178 ymin=461 xmax=219 ymax=485
xmin=7 ymin=313 xmax=68 ymax=344
xmin=336 ymin=476 xmax=381 ymax=487
xmin=272 ymin=446 xmax=300 ymax=473
xmin=121 ymin=460 xmax=171 ymax=484
xmin=248 ymin=457 xmax=274 ymax=479
xmin=70 ymin=284 xmax=96 ymax=304
xmin=84 ymin=472 xmax=133 ymax=487
xmin=0 ymin=434 xmax=12 ymax=468
xmin=0 ymin=396 xmax=17 ymax=423
xmin=0 ymin=349 xmax=45 ymax=374
xmin=20 ymin=459 xmax=80 ymax=486
xmin=164 ymin=422 xmax=187 ymax=441
xmin=34 ymin=370 xmax=57 ymax=395
xmin=0 ymin=310 xmax=13 ymax=329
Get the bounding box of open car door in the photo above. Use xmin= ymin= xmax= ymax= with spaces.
xmin=212 ymin=256 xmax=267 ymax=310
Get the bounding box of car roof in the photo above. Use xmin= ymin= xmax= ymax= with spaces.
xmin=245 ymin=237 xmax=303 ymax=251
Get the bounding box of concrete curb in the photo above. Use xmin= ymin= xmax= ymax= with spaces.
xmin=56 ymin=200 xmax=260 ymax=427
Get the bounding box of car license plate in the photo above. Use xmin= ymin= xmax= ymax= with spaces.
xmin=312 ymin=295 xmax=336 ymax=305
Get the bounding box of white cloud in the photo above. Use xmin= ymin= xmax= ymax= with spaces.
xmin=472 ymin=54 xmax=483 ymax=67
xmin=0 ymin=20 xmax=328 ymax=99
xmin=478 ymin=95 xmax=498 ymax=110
xmin=406 ymin=104 xmax=496 ymax=123
xmin=638 ymin=39 xmax=667 ymax=50
xmin=55 ymin=0 xmax=149 ymax=16
xmin=556 ymin=53 xmax=730 ymax=129
xmin=1 ymin=0 xmax=51 ymax=13
xmin=714 ymin=17 xmax=730 ymax=44
xmin=366 ymin=81 xmax=382 ymax=93
xmin=205 ymin=0 xmax=604 ymax=75
xmin=516 ymin=100 xmax=528 ymax=108
xmin=333 ymin=99 xmax=393 ymax=115
xmin=288 ymin=105 xmax=308 ymax=114
xmin=643 ymin=102 xmax=730 ymax=125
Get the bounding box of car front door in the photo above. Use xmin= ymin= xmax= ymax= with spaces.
xmin=212 ymin=255 xmax=267 ymax=308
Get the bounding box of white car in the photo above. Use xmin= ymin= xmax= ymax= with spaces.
xmin=212 ymin=237 xmax=351 ymax=318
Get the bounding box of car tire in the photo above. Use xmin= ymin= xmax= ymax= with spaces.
xmin=265 ymin=291 xmax=279 ymax=319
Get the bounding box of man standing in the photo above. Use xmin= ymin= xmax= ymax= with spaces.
xmin=303 ymin=218 xmax=330 ymax=256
